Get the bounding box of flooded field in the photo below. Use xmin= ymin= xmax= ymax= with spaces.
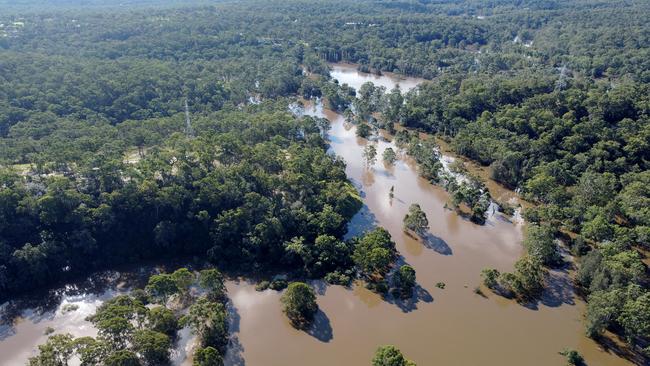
xmin=0 ymin=65 xmax=633 ymax=366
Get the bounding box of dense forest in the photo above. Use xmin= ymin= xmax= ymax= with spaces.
xmin=0 ymin=0 xmax=648 ymax=364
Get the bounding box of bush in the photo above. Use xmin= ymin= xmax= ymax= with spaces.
xmin=280 ymin=282 xmax=318 ymax=329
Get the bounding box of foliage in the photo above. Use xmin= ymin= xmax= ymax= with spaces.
xmin=522 ymin=224 xmax=560 ymax=265
xmin=393 ymin=265 xmax=416 ymax=299
xmin=403 ymin=204 xmax=429 ymax=237
xmin=280 ymin=282 xmax=318 ymax=329
xmin=372 ymin=345 xmax=416 ymax=366
xmin=193 ymin=347 xmax=224 ymax=366
xmin=352 ymin=228 xmax=397 ymax=281
xmin=382 ymin=148 xmax=397 ymax=165
xmin=363 ymin=144 xmax=378 ymax=167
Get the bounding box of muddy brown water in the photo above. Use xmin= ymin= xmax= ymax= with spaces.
xmin=0 ymin=65 xmax=632 ymax=366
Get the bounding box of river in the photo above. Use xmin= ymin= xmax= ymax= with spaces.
xmin=0 ymin=64 xmax=633 ymax=366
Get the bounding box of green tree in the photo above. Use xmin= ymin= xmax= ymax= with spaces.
xmin=372 ymin=345 xmax=416 ymax=366
xmin=353 ymin=228 xmax=397 ymax=280
xmin=104 ymin=350 xmax=140 ymax=366
xmin=403 ymin=204 xmax=429 ymax=237
xmin=394 ymin=265 xmax=416 ymax=298
xmin=618 ymin=291 xmax=650 ymax=343
xmin=171 ymin=268 xmax=195 ymax=301
xmin=522 ymin=224 xmax=559 ymax=265
xmin=481 ymin=268 xmax=500 ymax=290
xmin=383 ymin=147 xmax=397 ymax=165
xmin=28 ymin=334 xmax=75 ymax=366
xmin=181 ymin=298 xmax=229 ymax=351
xmin=280 ymin=282 xmax=318 ymax=329
xmin=193 ymin=347 xmax=224 ymax=366
xmin=147 ymin=306 xmax=178 ymax=337
xmin=364 ymin=144 xmax=378 ymax=167
xmin=131 ymin=329 xmax=171 ymax=366
xmin=199 ymin=268 xmax=226 ymax=303
xmin=357 ymin=123 xmax=372 ymax=138
xmin=146 ymin=274 xmax=178 ymax=304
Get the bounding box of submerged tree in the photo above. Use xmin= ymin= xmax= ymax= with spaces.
xmin=394 ymin=264 xmax=416 ymax=299
xmin=372 ymin=345 xmax=416 ymax=366
xmin=364 ymin=144 xmax=378 ymax=167
xmin=280 ymin=282 xmax=318 ymax=329
xmin=403 ymin=204 xmax=429 ymax=237
xmin=383 ymin=147 xmax=397 ymax=165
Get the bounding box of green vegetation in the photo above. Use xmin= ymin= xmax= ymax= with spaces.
xmin=1 ymin=0 xmax=649 ymax=361
xmin=280 ymin=282 xmax=318 ymax=329
xmin=363 ymin=144 xmax=378 ymax=167
xmin=30 ymin=268 xmax=228 ymax=365
xmin=483 ymin=255 xmax=546 ymax=301
xmin=352 ymin=228 xmax=397 ymax=284
xmin=560 ymin=348 xmax=585 ymax=366
xmin=382 ymin=148 xmax=397 ymax=165
xmin=393 ymin=265 xmax=416 ymax=299
xmin=403 ymin=204 xmax=429 ymax=237
xmin=372 ymin=345 xmax=416 ymax=366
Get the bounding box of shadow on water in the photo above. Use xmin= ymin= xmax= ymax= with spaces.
xmin=386 ymin=284 xmax=434 ymax=313
xmin=420 ymin=232 xmax=453 ymax=255
xmin=344 ymin=204 xmax=378 ymax=240
xmin=304 ymin=309 xmax=333 ymax=343
xmin=383 ymin=256 xmax=434 ymax=313
xmin=224 ymin=302 xmax=246 ymax=366
xmin=595 ymin=334 xmax=649 ymax=366
xmin=311 ymin=280 xmax=329 ymax=296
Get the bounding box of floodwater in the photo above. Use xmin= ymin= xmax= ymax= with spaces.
xmin=0 ymin=65 xmax=635 ymax=366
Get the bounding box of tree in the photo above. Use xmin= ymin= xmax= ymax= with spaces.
xmin=353 ymin=228 xmax=397 ymax=280
xmin=280 ymin=282 xmax=318 ymax=329
xmin=357 ymin=123 xmax=371 ymax=138
xmin=104 ymin=350 xmax=140 ymax=366
xmin=193 ymin=347 xmax=224 ymax=366
xmin=364 ymin=144 xmax=378 ymax=167
xmin=586 ymin=288 xmax=625 ymax=337
xmin=513 ymin=255 xmax=545 ymax=299
xmin=481 ymin=268 xmax=500 ymax=289
xmin=522 ymin=224 xmax=559 ymax=265
xmin=403 ymin=204 xmax=429 ymax=237
xmin=146 ymin=274 xmax=178 ymax=304
xmin=181 ymin=298 xmax=229 ymax=351
xmin=172 ymin=268 xmax=195 ymax=301
xmin=618 ymin=290 xmax=650 ymax=343
xmin=131 ymin=329 xmax=171 ymax=366
xmin=147 ymin=306 xmax=178 ymax=337
xmin=383 ymin=147 xmax=397 ymax=165
xmin=560 ymin=349 xmax=584 ymax=366
xmin=372 ymin=345 xmax=416 ymax=366
xmin=28 ymin=334 xmax=75 ymax=366
xmin=394 ymin=265 xmax=416 ymax=298
xmin=382 ymin=86 xmax=403 ymax=124
xmin=199 ymin=268 xmax=226 ymax=303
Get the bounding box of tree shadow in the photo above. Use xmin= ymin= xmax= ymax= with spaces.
xmin=517 ymin=269 xmax=576 ymax=311
xmin=385 ymin=284 xmax=434 ymax=313
xmin=304 ymin=309 xmax=333 ymax=342
xmin=593 ymin=334 xmax=649 ymax=366
xmin=420 ymin=232 xmax=452 ymax=255
xmin=344 ymin=204 xmax=378 ymax=240
xmin=224 ymin=302 xmax=246 ymax=366
xmin=383 ymin=256 xmax=434 ymax=313
xmin=310 ymin=280 xmax=328 ymax=296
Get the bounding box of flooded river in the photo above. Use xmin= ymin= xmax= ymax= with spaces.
xmin=0 ymin=64 xmax=633 ymax=366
